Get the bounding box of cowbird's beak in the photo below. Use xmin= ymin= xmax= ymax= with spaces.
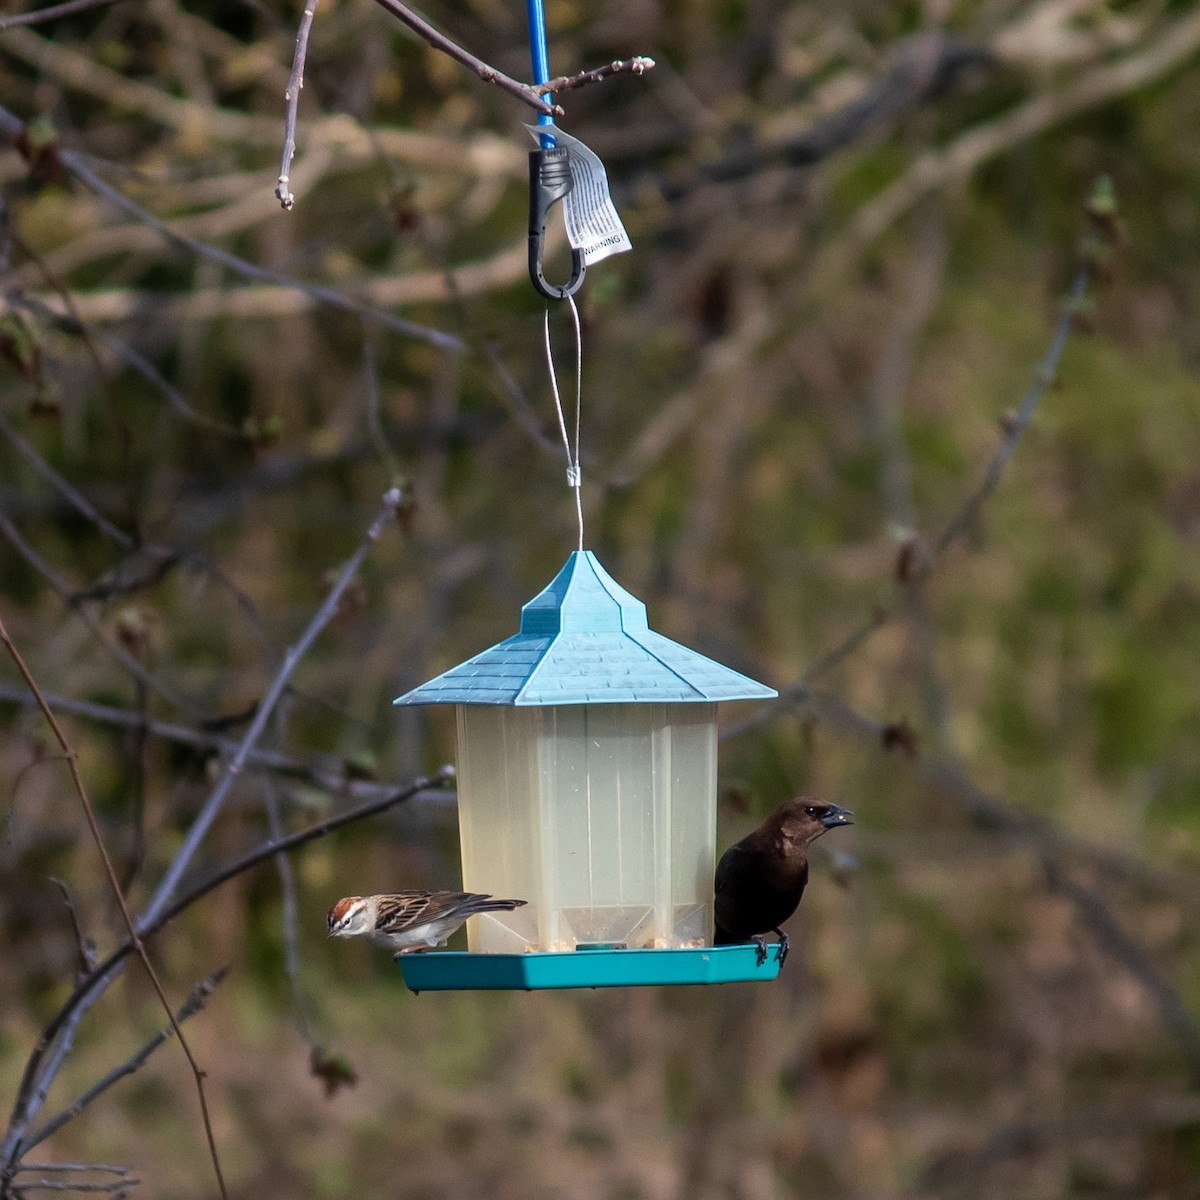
xmin=820 ymin=805 xmax=854 ymax=828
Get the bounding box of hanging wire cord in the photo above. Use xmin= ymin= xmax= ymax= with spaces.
xmin=526 ymin=0 xmax=585 ymax=299
xmin=543 ymin=298 xmax=585 ymax=550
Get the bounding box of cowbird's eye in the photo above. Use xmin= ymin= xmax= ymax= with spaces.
xmin=804 ymin=805 xmax=823 ymax=818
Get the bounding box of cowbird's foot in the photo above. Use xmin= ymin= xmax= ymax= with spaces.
xmin=773 ymin=930 xmax=789 ymax=965
xmin=751 ymin=935 xmax=769 ymax=967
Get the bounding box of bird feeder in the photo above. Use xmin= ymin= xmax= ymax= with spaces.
xmin=393 ymin=550 xmax=778 ymax=990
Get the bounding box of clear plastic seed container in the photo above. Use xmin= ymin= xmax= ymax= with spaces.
xmin=455 ymin=701 xmax=716 ymax=952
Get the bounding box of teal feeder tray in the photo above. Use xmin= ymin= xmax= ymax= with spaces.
xmin=394 ymin=551 xmax=777 ymax=990
xmin=398 ymin=944 xmax=781 ymax=992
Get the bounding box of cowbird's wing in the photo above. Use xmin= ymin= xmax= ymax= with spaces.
xmin=714 ymin=841 xmax=808 ymax=941
xmin=714 ymin=842 xmax=756 ymax=940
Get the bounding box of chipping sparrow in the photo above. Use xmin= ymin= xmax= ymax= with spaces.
xmin=326 ymin=890 xmax=527 ymax=953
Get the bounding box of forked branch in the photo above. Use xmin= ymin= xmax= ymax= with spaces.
xmin=276 ymin=0 xmax=654 ymax=209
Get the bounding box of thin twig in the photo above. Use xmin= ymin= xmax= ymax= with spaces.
xmin=362 ymin=340 xmax=402 ymax=479
xmin=0 ymin=508 xmax=199 ymax=716
xmin=265 ymin=781 xmax=315 ymax=1045
xmin=685 ymin=33 xmax=983 ymax=190
xmin=721 ymin=609 xmax=889 ymax=741
xmin=24 ymin=969 xmax=228 ymax=1151
xmin=276 ymin=0 xmax=320 ymax=209
xmin=0 ymin=615 xmax=229 ymax=1200
xmin=93 ymin=331 xmax=245 ymax=440
xmin=156 ymin=765 xmax=454 ymax=933
xmin=12 ymin=1182 xmax=137 ymax=1194
xmin=0 ymin=681 xmax=452 ymax=803
xmin=434 ymin=249 xmax=562 ymax=462
xmin=110 ymin=768 xmax=452 ymax=986
xmin=869 ymin=204 xmax=953 ymax=748
xmin=0 ymin=412 xmax=134 ymax=550
xmin=4 ymin=224 xmax=121 ymax=392
xmin=729 ymin=263 xmax=1093 ymax=735
xmin=539 ymin=56 xmax=656 ymax=94
xmin=117 ymin=675 xmax=149 ymax=892
xmin=1042 ymin=862 xmax=1200 ymax=1085
xmin=935 ymin=267 xmax=1089 ymax=554
xmin=12 ymin=1167 xmax=128 ymax=1176
xmin=0 ymin=337 xmax=263 ymax=637
xmin=920 ymin=1092 xmax=1200 ymax=1192
xmin=47 ymin=879 xmax=96 ymax=982
xmin=23 ymin=233 xmax=532 ymax=324
xmin=365 ymin=0 xmax=559 ymax=118
xmin=0 ymin=105 xmax=463 ymax=352
xmin=814 ymin=10 xmax=1200 ymax=280
xmin=0 ymin=0 xmax=122 ymax=30
xmin=10 ymin=289 xmax=248 ymax=440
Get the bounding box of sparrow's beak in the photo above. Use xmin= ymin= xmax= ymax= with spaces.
xmin=820 ymin=805 xmax=854 ymax=829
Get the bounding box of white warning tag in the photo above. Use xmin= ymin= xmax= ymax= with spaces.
xmin=526 ymin=126 xmax=632 ymax=265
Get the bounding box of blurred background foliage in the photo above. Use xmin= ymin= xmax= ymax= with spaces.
xmin=1 ymin=0 xmax=1200 ymax=1196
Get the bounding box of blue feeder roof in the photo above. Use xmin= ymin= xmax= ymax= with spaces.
xmin=394 ymin=551 xmax=778 ymax=707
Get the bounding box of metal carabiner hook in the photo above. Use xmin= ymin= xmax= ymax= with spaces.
xmin=528 ymin=147 xmax=585 ymax=301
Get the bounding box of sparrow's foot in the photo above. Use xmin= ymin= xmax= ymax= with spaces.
xmin=751 ymin=935 xmax=769 ymax=967
xmin=773 ymin=930 xmax=789 ymax=965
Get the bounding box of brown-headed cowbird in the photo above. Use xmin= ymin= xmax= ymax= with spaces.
xmin=714 ymin=798 xmax=853 ymax=964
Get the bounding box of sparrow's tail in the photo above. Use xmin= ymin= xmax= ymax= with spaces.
xmin=462 ymin=893 xmax=528 ymax=914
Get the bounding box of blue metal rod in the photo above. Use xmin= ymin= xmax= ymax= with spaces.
xmin=525 ymin=0 xmax=556 ymax=147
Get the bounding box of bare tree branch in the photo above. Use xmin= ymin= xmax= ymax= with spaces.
xmin=919 ymin=1092 xmax=1200 ymax=1194
xmin=934 ymin=267 xmax=1089 ymax=554
xmin=24 ymin=969 xmax=228 ymax=1152
xmin=0 ymin=681 xmax=449 ymax=802
xmin=775 ymin=682 xmax=1200 ymax=1067
xmin=0 ymin=507 xmax=200 ymax=716
xmin=8 ymin=291 xmax=246 ymax=441
xmin=727 ymin=260 xmax=1093 ymax=739
xmin=12 ymin=1183 xmax=136 ymax=1194
xmin=0 ymin=615 xmax=230 ymax=1199
xmin=265 ymin=780 xmax=316 ymax=1045
xmin=0 ymin=374 xmax=265 ymax=635
xmin=152 ymin=766 xmax=455 ymax=930
xmin=0 ymin=0 xmax=123 ymax=31
xmin=365 ymin=0 xmax=559 ymax=118
xmin=0 ymin=412 xmax=135 ymax=550
xmin=1 ymin=764 xmax=453 ymax=1184
xmin=47 ymin=879 xmax=96 ymax=982
xmin=539 ymin=57 xmax=656 ymax=94
xmin=11 ymin=1168 xmax=128 ymax=1177
xmin=59 ymin=144 xmax=464 ymax=352
xmin=12 ymin=1182 xmax=136 ymax=1195
xmin=0 ymin=104 xmax=464 ymax=351
xmin=814 ymin=9 xmax=1200 ymax=278
xmin=659 ymin=33 xmax=990 ymax=193
xmin=140 ymin=486 xmax=406 ymax=922
xmin=276 ymin=0 xmax=321 ymax=210
xmin=1 ymin=487 xmax=408 ymax=1176
xmin=1042 ymin=862 xmax=1200 ymax=1084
